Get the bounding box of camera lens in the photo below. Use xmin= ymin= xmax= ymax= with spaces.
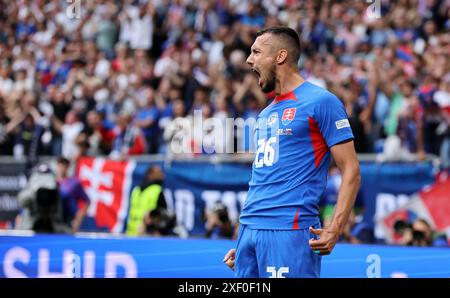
xmin=393 ymin=219 xmax=410 ymax=234
xmin=413 ymin=230 xmax=426 ymax=241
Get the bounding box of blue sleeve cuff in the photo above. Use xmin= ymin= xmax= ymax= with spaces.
xmin=327 ymin=134 xmax=354 ymax=148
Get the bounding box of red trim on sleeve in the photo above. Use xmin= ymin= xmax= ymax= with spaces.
xmin=292 ymin=208 xmax=301 ymax=230
xmin=308 ymin=116 xmax=328 ymax=168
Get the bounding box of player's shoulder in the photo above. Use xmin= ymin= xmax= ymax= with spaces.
xmin=300 ymin=82 xmax=340 ymax=103
xmin=299 ymin=82 xmax=342 ymax=108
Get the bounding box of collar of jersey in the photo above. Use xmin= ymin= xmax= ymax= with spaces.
xmin=272 ymin=82 xmax=306 ymax=104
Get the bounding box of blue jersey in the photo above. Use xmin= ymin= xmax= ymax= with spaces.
xmin=240 ymin=81 xmax=354 ymax=230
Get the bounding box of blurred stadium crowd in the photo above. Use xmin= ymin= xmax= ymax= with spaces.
xmin=0 ymin=0 xmax=449 ymax=163
xmin=0 ymin=0 xmax=449 ymax=246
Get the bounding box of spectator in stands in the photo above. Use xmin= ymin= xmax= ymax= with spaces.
xmin=55 ymin=156 xmax=90 ymax=234
xmin=59 ymin=110 xmax=84 ymax=160
xmin=110 ymin=111 xmax=146 ymax=159
xmin=12 ymin=112 xmax=43 ymax=161
xmin=0 ymin=65 xmax=13 ymax=97
xmin=95 ymin=8 xmax=118 ymax=59
xmin=128 ymin=2 xmax=155 ymax=51
xmin=396 ymin=81 xmax=426 ymax=159
xmin=48 ymin=86 xmax=71 ymax=156
xmin=232 ymin=72 xmax=267 ymax=118
xmin=0 ymin=108 xmax=18 ymax=155
xmin=75 ymin=109 xmax=114 ymax=157
xmin=134 ymin=86 xmax=160 ymax=154
xmin=0 ymin=0 xmax=448 ymax=160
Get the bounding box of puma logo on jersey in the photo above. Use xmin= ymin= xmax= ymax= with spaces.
xmin=267 ymin=112 xmax=278 ymax=126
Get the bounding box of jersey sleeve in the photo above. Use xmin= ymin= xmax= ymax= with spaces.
xmin=314 ymin=93 xmax=354 ymax=148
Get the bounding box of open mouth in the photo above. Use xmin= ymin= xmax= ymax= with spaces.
xmin=251 ymin=68 xmax=263 ymax=86
xmin=251 ymin=68 xmax=260 ymax=78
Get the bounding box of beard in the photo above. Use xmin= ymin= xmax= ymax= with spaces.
xmin=260 ymin=66 xmax=276 ymax=93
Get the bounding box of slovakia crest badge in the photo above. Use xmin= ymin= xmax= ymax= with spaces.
xmin=281 ymin=108 xmax=296 ymax=126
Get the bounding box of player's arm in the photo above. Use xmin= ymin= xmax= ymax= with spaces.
xmin=223 ymin=224 xmax=239 ymax=270
xmin=328 ymin=140 xmax=361 ymax=235
xmin=223 ymin=224 xmax=240 ymax=270
xmin=309 ymin=139 xmax=360 ymax=255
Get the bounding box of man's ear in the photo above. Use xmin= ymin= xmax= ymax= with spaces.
xmin=276 ymin=49 xmax=288 ymax=65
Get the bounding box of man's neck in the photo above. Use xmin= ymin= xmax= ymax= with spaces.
xmin=274 ymin=69 xmax=305 ymax=96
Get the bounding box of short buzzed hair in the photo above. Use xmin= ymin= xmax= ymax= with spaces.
xmin=256 ymin=26 xmax=301 ymax=66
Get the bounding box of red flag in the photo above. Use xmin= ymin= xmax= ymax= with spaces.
xmin=76 ymin=157 xmax=134 ymax=233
